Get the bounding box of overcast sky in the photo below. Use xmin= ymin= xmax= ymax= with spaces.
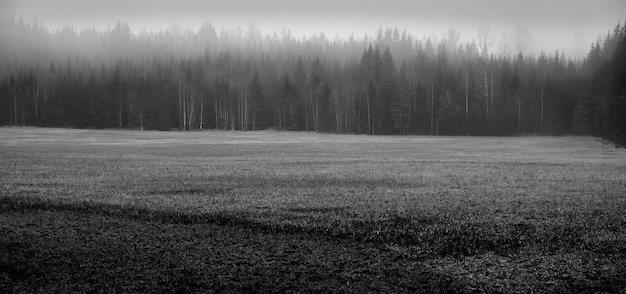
xmin=1 ymin=0 xmax=625 ymax=56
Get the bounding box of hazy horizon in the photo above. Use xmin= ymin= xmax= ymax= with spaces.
xmin=1 ymin=0 xmax=625 ymax=57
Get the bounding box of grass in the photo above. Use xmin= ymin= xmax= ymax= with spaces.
xmin=1 ymin=127 xmax=625 ymax=292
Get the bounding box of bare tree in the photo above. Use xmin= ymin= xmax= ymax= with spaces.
xmin=446 ymin=28 xmax=461 ymax=53
xmin=499 ymin=32 xmax=513 ymax=58
xmin=514 ymin=25 xmax=532 ymax=55
xmin=477 ymin=27 xmax=494 ymax=57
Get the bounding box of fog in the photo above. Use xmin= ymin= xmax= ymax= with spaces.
xmin=1 ymin=0 xmax=625 ymax=57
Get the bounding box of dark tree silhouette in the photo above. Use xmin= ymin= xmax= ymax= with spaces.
xmin=0 ymin=16 xmax=625 ymax=145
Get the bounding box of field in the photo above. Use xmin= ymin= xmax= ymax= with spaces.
xmin=1 ymin=127 xmax=625 ymax=293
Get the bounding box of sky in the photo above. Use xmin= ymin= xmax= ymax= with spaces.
xmin=1 ymin=0 xmax=625 ymax=57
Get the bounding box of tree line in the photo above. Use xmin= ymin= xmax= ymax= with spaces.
xmin=1 ymin=16 xmax=625 ymax=144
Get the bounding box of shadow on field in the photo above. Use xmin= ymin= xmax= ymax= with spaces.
xmin=2 ymin=196 xmax=623 ymax=258
xmin=0 ymin=196 xmax=462 ymax=293
xmin=1 ymin=197 xmax=529 ymax=257
xmin=2 ymin=196 xmax=625 ymax=293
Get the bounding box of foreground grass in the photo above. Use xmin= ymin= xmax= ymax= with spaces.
xmin=1 ymin=127 xmax=625 ymax=292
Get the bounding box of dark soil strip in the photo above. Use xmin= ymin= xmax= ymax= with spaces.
xmin=2 ymin=196 xmax=623 ymax=258
xmin=0 ymin=199 xmax=460 ymax=293
xmin=3 ymin=196 xmax=626 ymax=292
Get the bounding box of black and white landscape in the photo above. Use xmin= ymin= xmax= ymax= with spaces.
xmin=1 ymin=0 xmax=625 ymax=292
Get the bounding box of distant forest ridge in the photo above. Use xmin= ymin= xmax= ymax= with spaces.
xmin=1 ymin=17 xmax=625 ymax=145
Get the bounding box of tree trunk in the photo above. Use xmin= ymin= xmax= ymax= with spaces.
xmin=429 ymin=81 xmax=435 ymax=135
xmin=214 ymin=96 xmax=218 ymax=129
xmin=118 ymin=96 xmax=122 ymax=128
xmin=366 ymin=89 xmax=372 ymax=134
xmin=465 ymin=72 xmax=468 ymax=118
xmin=139 ymin=110 xmax=143 ymax=131
xmin=229 ymin=85 xmax=234 ymax=131
xmin=179 ymin=80 xmax=183 ymax=130
xmin=13 ymin=85 xmax=17 ymax=125
xmin=305 ymin=97 xmax=309 ymax=131
xmin=21 ymin=89 xmax=26 ymax=126
xmin=252 ymin=109 xmax=256 ymax=131
xmin=315 ymin=91 xmax=319 ymax=132
xmin=490 ymin=71 xmax=494 ymax=119
xmin=182 ymin=87 xmax=187 ymax=131
xmin=200 ymin=95 xmax=203 ymax=130
xmin=517 ymin=101 xmax=522 ymax=133
xmin=35 ymin=73 xmax=40 ymax=126
xmin=310 ymin=89 xmax=319 ymax=132
xmin=539 ymin=87 xmax=543 ymax=134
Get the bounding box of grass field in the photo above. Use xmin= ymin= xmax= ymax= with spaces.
xmin=1 ymin=127 xmax=625 ymax=293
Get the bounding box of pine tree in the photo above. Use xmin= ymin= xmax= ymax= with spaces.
xmin=607 ymin=29 xmax=626 ymax=145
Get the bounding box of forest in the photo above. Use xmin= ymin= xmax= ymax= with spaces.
xmin=1 ymin=16 xmax=625 ymax=144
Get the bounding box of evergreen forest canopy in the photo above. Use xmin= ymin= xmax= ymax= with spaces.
xmin=1 ymin=16 xmax=625 ymax=145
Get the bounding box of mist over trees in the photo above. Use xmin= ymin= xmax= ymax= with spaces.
xmin=1 ymin=16 xmax=625 ymax=143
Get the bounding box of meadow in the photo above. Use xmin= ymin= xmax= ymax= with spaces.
xmin=1 ymin=127 xmax=625 ymax=293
